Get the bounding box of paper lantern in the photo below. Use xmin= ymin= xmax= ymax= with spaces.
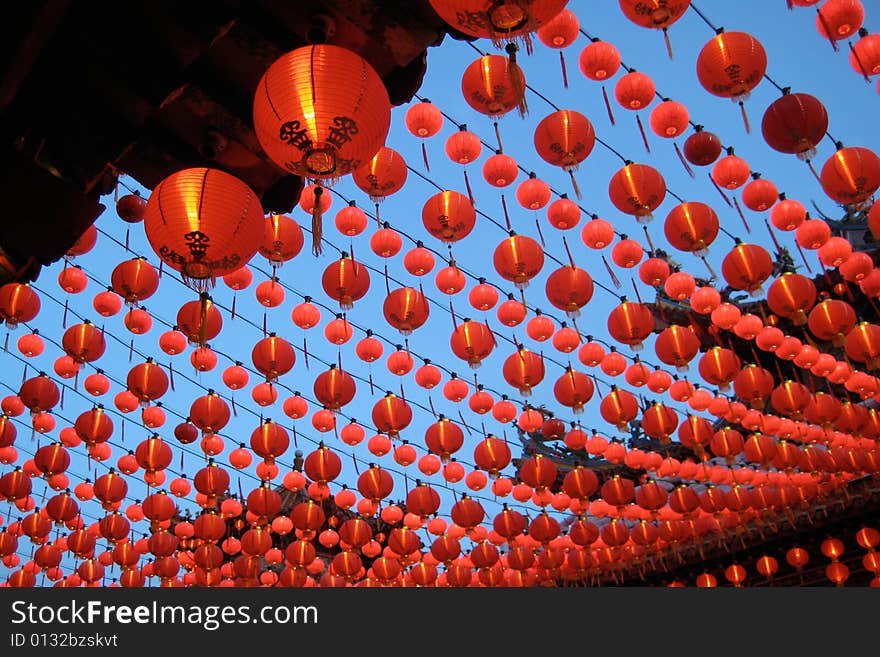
xmin=143 ymin=168 xmax=264 ymax=290
xmin=352 ymin=146 xmax=408 ymax=202
xmin=422 ymin=190 xmax=476 ymax=243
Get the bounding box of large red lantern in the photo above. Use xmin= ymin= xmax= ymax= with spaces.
xmin=545 ymin=265 xmax=594 ymax=318
xmin=321 ymin=254 xmax=370 ymax=310
xmin=698 ymin=347 xmax=742 ymax=391
xmin=721 ymin=242 xmax=773 ymax=295
xmin=0 ymin=283 xmax=40 ymax=328
xmin=808 ymin=298 xmax=857 ymax=345
xmin=819 ymin=146 xmax=880 ymax=205
xmin=429 ymin=0 xmax=568 ymax=44
xmin=422 ymin=190 xmax=476 ymax=243
xmin=190 ymin=392 xmax=231 ymax=435
xmin=143 ymin=168 xmax=264 ymax=290
xmin=62 ymin=321 xmax=105 ymax=364
xmin=696 ymin=31 xmax=766 ymax=129
xmin=766 ymin=273 xmax=817 ymax=325
xmin=553 ymin=369 xmax=594 ymax=413
xmin=600 ymin=387 xmax=639 ymax=430
xmin=579 ymin=40 xmax=621 ymax=81
xmin=461 ymin=54 xmax=527 ymax=118
xmin=424 ymin=417 xmax=465 ymax=462
xmin=352 ymin=146 xmax=408 ymax=202
xmin=608 ymin=162 xmax=666 ymax=223
xmin=664 ymin=202 xmax=719 ymax=255
xmin=761 ymin=92 xmax=828 ymax=160
xmin=533 ymin=109 xmax=595 ymax=195
xmin=312 ymin=366 xmax=356 ymax=412
xmin=493 ymin=233 xmax=545 ymax=288
xmin=127 ymin=359 xmax=168 ymax=404
xmin=614 ymin=71 xmax=656 ymax=110
xmin=251 ymin=334 xmax=295 ymax=382
xmin=372 ymin=394 xmax=413 ymax=437
xmin=253 ymin=44 xmax=389 ymax=181
xmin=607 ymin=300 xmax=654 ymax=350
xmin=654 ymin=325 xmax=700 ymax=371
xmin=260 ymin=214 xmax=304 ymax=265
xmin=450 ymin=320 xmax=496 ymax=368
xmin=502 ymin=348 xmax=546 ymax=396
xmin=111 ymin=258 xmax=159 ymax=305
xmin=19 ymin=373 xmax=60 ymax=414
xmin=383 ymin=287 xmax=430 ymax=335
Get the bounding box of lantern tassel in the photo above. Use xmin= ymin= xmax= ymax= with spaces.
xmin=816 ymin=8 xmax=840 ymax=51
xmin=311 ymin=185 xmax=324 ymax=256
xmin=2 ymin=332 xmax=7 ymax=353
xmin=602 ymin=86 xmax=616 ymax=126
xmin=568 ymin=169 xmax=582 ymax=200
xmin=794 ymin=240 xmax=813 ymax=273
xmin=231 ymin=293 xmax=236 ymax=320
xmin=738 ymin=101 xmax=751 ymax=134
xmin=303 ymin=337 xmax=310 ymax=371
xmin=231 ymin=396 xmax=237 ymax=418
xmin=421 ymin=142 xmax=431 ymax=172
xmin=535 ymin=217 xmax=546 ymax=249
xmin=636 ymin=115 xmax=651 ymax=153
xmin=663 ymin=28 xmax=674 ymax=60
xmin=124 ymin=228 xmax=130 ymax=252
xmin=701 ymin=256 xmax=718 ymax=281
xmin=642 ymin=225 xmax=657 ymax=253
xmin=199 ymin=293 xmax=209 ymax=347
xmin=493 ymin=122 xmax=503 ymax=152
xmin=806 ymin=159 xmax=822 ymax=184
xmin=369 ymin=371 xmax=375 ymax=395
xmin=708 ymin=173 xmax=732 ymax=207
xmin=62 ymin=300 xmax=69 ymax=328
xmin=128 ymin=339 xmax=134 ymax=362
xmin=506 ymin=43 xmax=528 ymax=118
xmin=848 ymin=41 xmax=872 ymax=82
xmin=732 ymin=196 xmax=751 ymax=233
xmin=499 ymin=194 xmax=517 ymax=233
xmin=562 ymin=236 xmax=575 ymax=268
xmin=463 ymin=169 xmax=475 ymax=206
xmin=559 ymin=52 xmax=569 ymax=89
xmin=674 ymin=142 xmax=695 ymax=177
xmin=168 ymin=362 xmax=175 ymax=392
xmin=601 ymin=255 xmax=622 ymax=288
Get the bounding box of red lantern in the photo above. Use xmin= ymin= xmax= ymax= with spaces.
xmin=808 ymin=299 xmax=857 ymax=345
xmin=312 ymin=365 xmax=356 ymax=411
xmin=372 ymin=394 xmax=412 ymax=437
xmin=545 ymin=265 xmax=594 ymax=318
xmin=614 ymin=71 xmax=655 ymax=110
xmin=502 ymin=348 xmax=545 ymax=396
xmin=445 ymin=126 xmax=482 ymax=164
xmin=608 ymin=162 xmax=666 ymax=223
xmin=493 ymin=234 xmax=545 ymax=288
xmin=430 ymin=0 xmax=567 ymax=43
xmin=770 ymin=198 xmax=807 ymax=231
xmin=143 ymin=168 xmax=263 ymax=290
xmin=654 ymin=325 xmax=700 ymax=371
xmin=62 ymin=322 xmax=105 ymax=364
xmin=767 ymin=273 xmax=816 ymax=325
xmin=553 ymin=369 xmax=594 ymax=414
xmin=111 ymin=258 xmax=159 ymax=305
xmin=322 ymin=254 xmax=370 ymax=310
xmin=816 ymin=0 xmax=865 ymax=41
xmin=664 ymin=202 xmax=719 ymax=255
xmin=353 ymin=146 xmax=407 ymax=202
xmin=253 ymin=44 xmax=389 ymax=181
xmin=450 ymin=320 xmax=496 ymax=368
xmin=517 ymin=174 xmax=552 ymax=211
xmin=711 ymin=153 xmax=751 ymax=189
xmin=260 ymin=214 xmax=303 ymax=265
xmin=461 ymin=54 xmax=526 ymax=118
xmin=819 ymin=146 xmax=880 ymax=205
xmin=0 ymin=284 xmax=43 ymax=328
xmin=696 ymin=31 xmax=766 ymax=121
xmin=649 ymin=99 xmax=690 ymax=138
xmin=579 ymin=40 xmax=621 ymax=80
xmin=533 ymin=109 xmax=595 ymax=192
xmin=176 ymin=296 xmax=222 ymax=346
xmin=761 ymin=92 xmax=828 ymax=160
xmin=683 ymin=128 xmax=723 ymax=166
xmin=721 ymin=242 xmax=773 ymax=295
xmin=422 ymin=190 xmax=476 ymax=243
